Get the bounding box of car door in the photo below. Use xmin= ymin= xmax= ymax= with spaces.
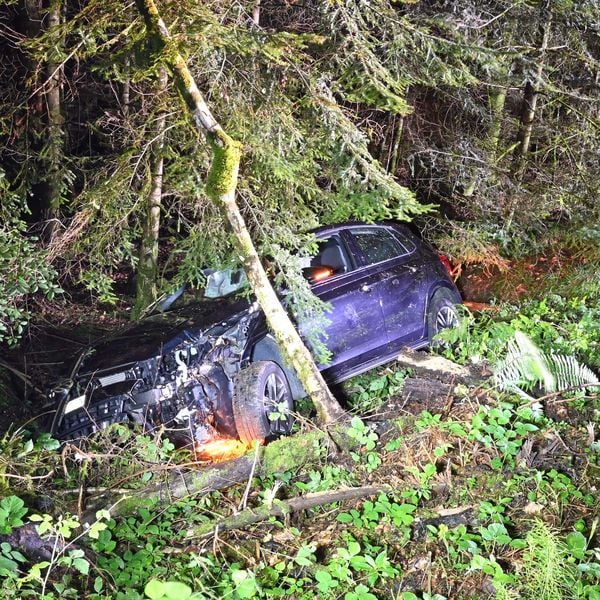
xmin=346 ymin=225 xmax=428 ymax=353
xmin=299 ymin=232 xmax=388 ymax=382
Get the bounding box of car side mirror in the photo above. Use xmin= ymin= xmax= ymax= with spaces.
xmin=302 ymin=265 xmax=334 ymax=284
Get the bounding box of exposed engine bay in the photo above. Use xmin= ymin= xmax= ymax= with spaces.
xmin=48 ymin=305 xmax=261 ymax=446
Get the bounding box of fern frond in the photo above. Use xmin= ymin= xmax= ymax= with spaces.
xmin=494 ymin=331 xmax=599 ymax=396
xmin=494 ymin=331 xmax=555 ymax=393
xmin=550 ymin=353 xmax=599 ymax=391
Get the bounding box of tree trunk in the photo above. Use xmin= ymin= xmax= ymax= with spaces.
xmin=462 ymin=86 xmax=506 ymax=198
xmin=505 ymin=1 xmax=552 ymax=232
xmin=511 ymin=1 xmax=552 ymax=173
xmin=132 ymin=66 xmax=168 ymax=319
xmin=488 ymin=87 xmax=507 ymax=162
xmin=385 ymin=113 xmax=404 ymax=176
xmin=121 ymin=56 xmax=131 ymax=116
xmin=133 ymin=0 xmax=346 ymax=425
xmin=43 ymin=0 xmax=65 ymax=243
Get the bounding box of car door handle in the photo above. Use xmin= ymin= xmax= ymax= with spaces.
xmin=360 ymin=283 xmax=371 ymax=293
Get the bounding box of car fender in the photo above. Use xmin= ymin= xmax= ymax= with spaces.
xmin=424 ymin=282 xmax=462 ymax=323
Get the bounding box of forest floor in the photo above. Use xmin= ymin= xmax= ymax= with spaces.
xmin=0 ymin=254 xmax=599 ymax=599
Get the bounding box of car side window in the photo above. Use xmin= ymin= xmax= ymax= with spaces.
xmin=310 ymin=235 xmax=352 ymax=274
xmin=351 ymin=228 xmax=404 ymax=265
xmin=391 ymin=229 xmax=416 ymax=254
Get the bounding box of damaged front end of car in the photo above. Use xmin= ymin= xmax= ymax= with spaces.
xmin=47 ymin=304 xmax=262 ymax=448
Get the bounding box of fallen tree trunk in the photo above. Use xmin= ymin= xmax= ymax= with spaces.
xmin=83 ymin=429 xmax=328 ymax=522
xmin=134 ymin=0 xmax=346 ymax=426
xmin=188 ymin=485 xmax=384 ymax=539
xmin=395 ymin=348 xmax=488 ymax=385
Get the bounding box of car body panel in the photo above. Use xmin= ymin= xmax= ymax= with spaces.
xmin=44 ymin=221 xmax=462 ymax=444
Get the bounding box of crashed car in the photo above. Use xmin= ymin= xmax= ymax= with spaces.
xmin=46 ymin=222 xmax=461 ymax=446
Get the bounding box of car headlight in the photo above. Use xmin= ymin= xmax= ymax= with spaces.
xmin=63 ymin=394 xmax=86 ymax=415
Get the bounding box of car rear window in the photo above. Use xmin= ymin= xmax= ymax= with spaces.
xmin=350 ymin=228 xmax=406 ymax=265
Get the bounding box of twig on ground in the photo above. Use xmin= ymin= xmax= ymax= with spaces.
xmin=187 ymin=485 xmax=386 ymax=539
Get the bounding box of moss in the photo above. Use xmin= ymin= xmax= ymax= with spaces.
xmin=262 ymin=430 xmax=325 ymax=474
xmin=327 ymin=423 xmax=360 ymax=452
xmin=206 ymin=133 xmax=243 ymax=199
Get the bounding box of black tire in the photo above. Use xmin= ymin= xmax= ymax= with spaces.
xmin=427 ymin=288 xmax=460 ymax=343
xmin=232 ymin=361 xmax=294 ymax=444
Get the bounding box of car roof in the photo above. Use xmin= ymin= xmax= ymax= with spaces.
xmin=310 ymin=220 xmax=415 ymax=237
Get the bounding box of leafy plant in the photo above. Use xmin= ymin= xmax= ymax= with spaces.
xmin=494 ymin=331 xmax=599 ymax=397
xmin=0 ymin=495 xmax=27 ymax=534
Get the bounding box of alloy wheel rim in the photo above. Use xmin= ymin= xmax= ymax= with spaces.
xmin=263 ymin=372 xmax=291 ymax=435
xmin=435 ymin=305 xmax=458 ymax=335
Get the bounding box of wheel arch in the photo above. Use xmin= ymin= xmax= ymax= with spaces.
xmin=249 ymin=335 xmax=306 ymax=400
xmin=425 ymin=282 xmax=462 ymax=314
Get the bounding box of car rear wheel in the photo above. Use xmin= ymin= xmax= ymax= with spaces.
xmin=232 ymin=361 xmax=294 ymax=444
xmin=427 ymin=288 xmax=459 ymax=342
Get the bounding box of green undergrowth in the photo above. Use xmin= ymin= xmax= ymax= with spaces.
xmin=439 ymin=294 xmax=600 ymax=369
xmin=0 ymin=294 xmax=599 ymax=599
xmin=0 ymin=385 xmax=598 ymax=599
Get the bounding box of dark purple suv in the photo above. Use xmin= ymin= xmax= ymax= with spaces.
xmin=46 ymin=222 xmax=461 ymax=445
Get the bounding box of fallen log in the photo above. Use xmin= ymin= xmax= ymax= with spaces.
xmin=188 ymin=485 xmax=384 ymax=539
xmin=83 ymin=429 xmax=329 ymax=522
xmin=395 ymin=348 xmax=488 ymax=385
xmin=0 ymin=523 xmax=59 ymax=563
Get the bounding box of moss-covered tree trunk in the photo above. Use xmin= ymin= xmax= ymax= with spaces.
xmin=133 ymin=67 xmax=168 ymax=319
xmin=134 ymin=0 xmax=346 ymax=425
xmin=462 ymin=86 xmax=507 ymax=197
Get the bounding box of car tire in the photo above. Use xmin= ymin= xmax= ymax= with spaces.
xmin=232 ymin=361 xmax=294 ymax=444
xmin=427 ymin=288 xmax=459 ymax=343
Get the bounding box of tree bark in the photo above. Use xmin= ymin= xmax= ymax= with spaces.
xmin=43 ymin=0 xmax=65 ymax=243
xmin=462 ymin=86 xmax=507 ymax=198
xmin=133 ymin=66 xmax=168 ymax=319
xmin=385 ymin=113 xmax=404 ymax=176
xmin=511 ymin=1 xmax=552 ymax=173
xmin=133 ymin=0 xmax=346 ymax=425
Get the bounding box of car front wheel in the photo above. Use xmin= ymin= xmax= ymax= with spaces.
xmin=427 ymin=288 xmax=460 ymax=342
xmin=232 ymin=361 xmax=294 ymax=444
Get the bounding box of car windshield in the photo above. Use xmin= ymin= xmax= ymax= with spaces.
xmin=153 ymin=268 xmax=248 ymax=313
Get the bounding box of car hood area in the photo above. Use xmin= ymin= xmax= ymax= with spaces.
xmin=78 ymin=296 xmax=253 ymax=374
